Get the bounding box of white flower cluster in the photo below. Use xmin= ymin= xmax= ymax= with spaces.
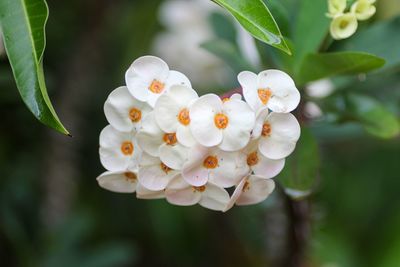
xmin=327 ymin=0 xmax=376 ymax=40
xmin=97 ymin=56 xmax=301 ymax=212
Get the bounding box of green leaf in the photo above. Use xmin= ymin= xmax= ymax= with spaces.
xmin=212 ymin=0 xmax=291 ymax=55
xmin=0 ymin=0 xmax=69 ymax=135
xmin=278 ymin=127 xmax=319 ymax=200
xmin=347 ymin=94 xmax=400 ymax=139
xmin=200 ymin=39 xmax=255 ymax=73
xmin=332 ymin=16 xmax=400 ymax=72
xmin=298 ymin=52 xmax=385 ymax=85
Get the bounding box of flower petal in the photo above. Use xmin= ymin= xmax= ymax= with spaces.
xmin=96 ymin=171 xmax=137 ymax=193
xmin=136 ymin=183 xmax=165 ymax=199
xmin=164 ymin=70 xmax=192 ymax=90
xmin=223 ymin=177 xmax=247 ymax=212
xmin=176 ymin=124 xmax=196 ymax=147
xmin=252 ymin=108 xmax=269 ymax=139
xmin=236 ymin=175 xmax=275 ymax=206
xmin=190 ymin=94 xmax=223 ymax=147
xmin=165 ymin=176 xmax=201 ymax=206
xmin=238 ymin=71 xmax=259 ymax=112
xmin=259 ymin=113 xmax=301 ymax=160
xmin=252 ymin=153 xmax=285 ymax=179
xmin=154 ymin=93 xmax=181 ymax=133
xmin=199 ymin=183 xmax=230 ymax=211
xmin=136 ymin=112 xmax=164 ymax=157
xmin=159 ymin=143 xmax=189 ymax=170
xmin=182 ymin=145 xmax=210 ymax=186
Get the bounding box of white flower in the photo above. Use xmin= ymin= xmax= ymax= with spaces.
xmin=189 ymin=94 xmax=255 ymax=151
xmin=304 ymin=102 xmax=324 ymax=119
xmin=138 ymin=153 xmax=180 ymax=191
xmin=154 ymin=84 xmax=198 ymax=147
xmin=182 ymin=145 xmax=248 ymax=187
xmin=330 ymin=12 xmax=358 ymax=40
xmin=305 ymin=79 xmax=334 ymax=98
xmin=224 ymin=175 xmax=275 ymax=211
xmin=165 ymin=176 xmax=230 ymax=211
xmin=327 ymin=0 xmax=347 ymax=18
xmin=125 ymin=55 xmax=191 ymax=107
xmin=137 ymin=112 xmax=189 ymax=170
xmin=104 ymin=86 xmax=152 ymax=132
xmin=242 ymin=140 xmax=285 ymax=179
xmin=136 ymin=183 xmax=165 ymax=199
xmin=238 ymin=70 xmax=300 ymax=114
xmin=351 ymin=0 xmax=376 ymax=21
xmin=253 ymin=110 xmax=301 ymax=160
xmin=96 ymin=170 xmax=138 ymax=193
xmin=99 ymin=125 xmax=141 ymax=171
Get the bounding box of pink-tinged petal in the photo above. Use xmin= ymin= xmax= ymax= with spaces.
xmin=96 ymin=171 xmax=137 ymax=193
xmin=136 ymin=183 xmax=165 ymax=199
xmin=190 ymin=94 xmax=223 ymax=147
xmin=223 ymin=177 xmax=247 ymax=212
xmin=257 ymin=70 xmax=300 ymax=113
xmin=182 ymin=145 xmax=210 ymax=186
xmin=136 ymin=113 xmax=164 ymax=157
xmin=164 ymin=70 xmax=192 ymax=90
xmin=199 ymin=183 xmax=230 ymax=211
xmin=259 ymin=113 xmax=301 ymax=160
xmin=138 ymin=162 xmax=178 ymax=191
xmin=236 ymin=175 xmax=275 ymax=206
xmin=165 ymin=177 xmax=201 ymax=206
xmin=252 ymin=153 xmax=285 ymax=179
xmin=176 ymin=124 xmax=196 ymax=147
xmin=159 ymin=143 xmax=189 ymax=170
xmin=154 ymin=93 xmax=180 ymax=132
xmin=238 ymin=71 xmax=259 ymax=112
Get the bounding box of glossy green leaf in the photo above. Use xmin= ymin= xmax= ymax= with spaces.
xmin=347 ymin=94 xmax=400 ymax=139
xmin=200 ymin=39 xmax=255 ymax=73
xmin=333 ymin=16 xmax=400 ymax=71
xmin=298 ymin=52 xmax=385 ymax=85
xmin=278 ymin=127 xmax=319 ymax=200
xmin=0 ymin=0 xmax=69 ymax=135
xmin=212 ymin=0 xmax=291 ymax=55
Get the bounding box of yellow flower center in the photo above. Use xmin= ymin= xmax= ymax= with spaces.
xmin=214 ymin=113 xmax=229 ymax=129
xmin=247 ymin=151 xmax=259 ymax=166
xmin=222 ymin=97 xmax=230 ymax=103
xmin=121 ymin=141 xmax=134 ymax=155
xmin=242 ymin=180 xmax=250 ymax=192
xmin=129 ymin=107 xmax=142 ymax=122
xmin=124 ymin=172 xmax=137 ymax=182
xmin=178 ymin=108 xmax=190 ymax=126
xmin=160 ymin=162 xmax=172 ymax=174
xmin=163 ymin=133 xmax=177 ymax=145
xmin=203 ymin=155 xmax=218 ymax=169
xmin=258 ymin=88 xmax=272 ymax=105
xmin=192 ymin=185 xmax=206 ymax=192
xmin=149 ymin=79 xmax=165 ymax=94
xmin=262 ymin=122 xmax=272 ymax=137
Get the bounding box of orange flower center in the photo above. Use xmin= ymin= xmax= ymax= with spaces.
xmin=121 ymin=141 xmax=134 ymax=155
xmin=178 ymin=108 xmax=190 ymax=126
xmin=192 ymin=185 xmax=206 ymax=192
xmin=129 ymin=107 xmax=142 ymax=122
xmin=242 ymin=180 xmax=250 ymax=192
xmin=222 ymin=97 xmax=230 ymax=103
xmin=203 ymin=155 xmax=218 ymax=169
xmin=262 ymin=122 xmax=272 ymax=137
xmin=258 ymin=88 xmax=272 ymax=105
xmin=214 ymin=113 xmax=229 ymax=129
xmin=149 ymin=79 xmax=165 ymax=94
xmin=247 ymin=151 xmax=259 ymax=166
xmin=163 ymin=133 xmax=177 ymax=145
xmin=124 ymin=172 xmax=137 ymax=182
xmin=160 ymin=162 xmax=172 ymax=174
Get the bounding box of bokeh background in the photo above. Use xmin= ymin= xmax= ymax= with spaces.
xmin=1 ymin=0 xmax=400 ymax=266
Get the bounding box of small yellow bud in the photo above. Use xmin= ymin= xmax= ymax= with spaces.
xmin=327 ymin=0 xmax=347 ymax=18
xmin=330 ymin=12 xmax=358 ymax=40
xmin=351 ymin=0 xmax=376 ymax=21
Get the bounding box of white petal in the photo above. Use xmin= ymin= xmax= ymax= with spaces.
xmin=252 ymin=153 xmax=285 ymax=179
xmin=164 ymin=70 xmax=192 ymax=90
xmin=136 ymin=183 xmax=165 ymax=199
xmin=176 ymin=124 xmax=196 ymax=147
xmin=223 ymin=177 xmax=247 ymax=212
xmin=189 ymin=94 xmax=223 ymax=147
xmin=159 ymin=143 xmax=189 ymax=170
xmin=236 ymin=175 xmax=275 ymax=206
xmin=138 ymin=154 xmax=178 ymax=191
xmin=238 ymin=71 xmax=260 ymax=112
xmin=165 ymin=176 xmax=201 ymax=206
xmin=252 ymin=108 xmax=269 ymax=139
xmin=96 ymin=171 xmax=137 ymax=193
xmin=219 ymin=99 xmax=255 ymax=151
xmin=199 ymin=183 xmax=230 ymax=211
xmin=104 ymin=86 xmax=152 ymax=132
xmin=259 ymin=113 xmax=301 ymax=160
xmin=154 ymin=93 xmax=181 ymax=132
xmin=258 ymin=70 xmax=300 ymax=113
xmin=166 ymin=84 xmax=198 ymax=107
xmin=230 ymin=93 xmax=242 ymax=101
xmin=136 ymin=113 xmax=164 ymax=157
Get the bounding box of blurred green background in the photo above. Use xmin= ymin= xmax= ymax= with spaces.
xmin=1 ymin=0 xmax=399 ymax=266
